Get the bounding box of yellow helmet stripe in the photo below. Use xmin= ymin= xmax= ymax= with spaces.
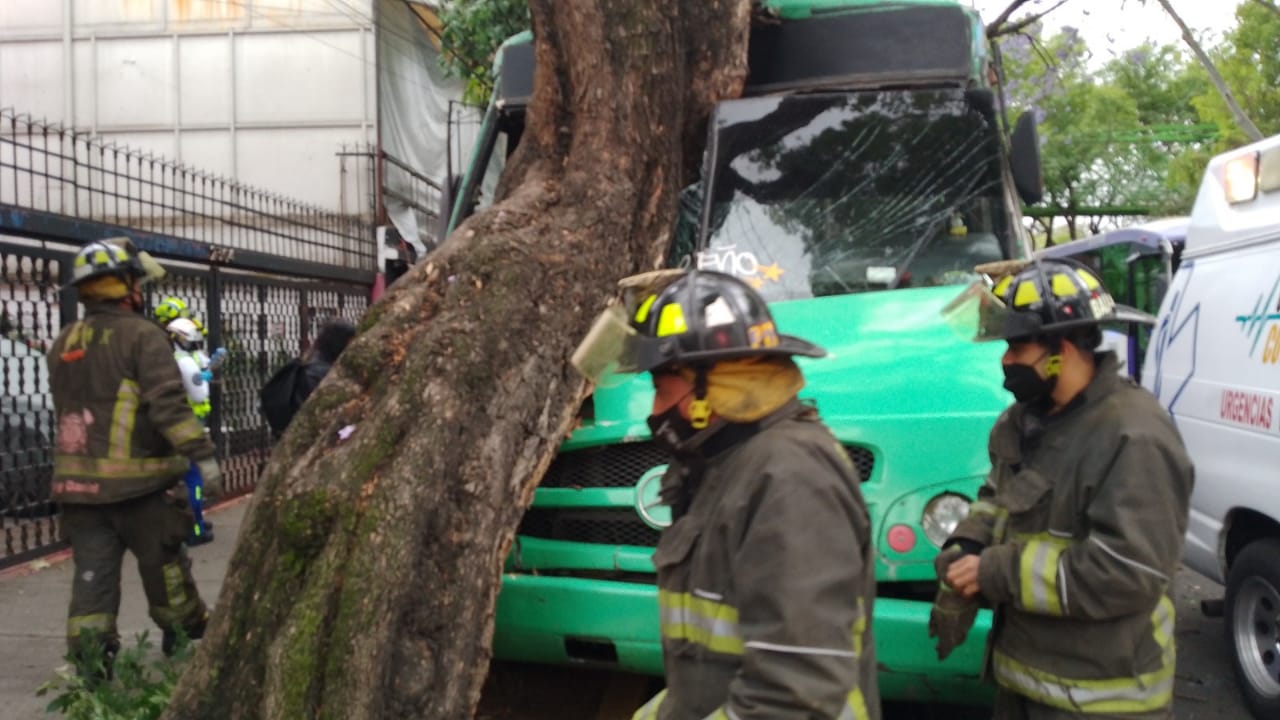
xmin=1013 ymin=280 xmax=1041 ymax=308
xmin=1076 ymin=269 xmax=1100 ymax=290
xmin=656 ymin=303 xmax=688 ymax=337
xmin=634 ymin=295 xmax=658 ymax=324
xmin=993 ymin=275 xmax=1013 ymax=298
xmin=1051 ymin=273 xmax=1079 ymax=298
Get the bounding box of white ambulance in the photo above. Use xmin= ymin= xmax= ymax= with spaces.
xmin=1142 ymin=134 xmax=1280 ymax=719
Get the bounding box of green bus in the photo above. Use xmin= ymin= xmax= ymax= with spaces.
xmin=445 ymin=0 xmax=1042 ymax=703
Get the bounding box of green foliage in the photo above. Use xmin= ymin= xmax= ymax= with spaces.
xmin=998 ymin=24 xmax=1215 ymax=239
xmin=37 ymin=632 xmax=191 ymax=720
xmin=1191 ymin=1 xmax=1280 ymax=147
xmin=438 ymin=0 xmax=529 ymax=105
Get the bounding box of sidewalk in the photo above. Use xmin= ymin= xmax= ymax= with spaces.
xmin=0 ymin=497 xmax=250 ymax=720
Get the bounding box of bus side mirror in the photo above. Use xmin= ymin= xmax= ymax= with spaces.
xmin=1010 ymin=111 xmax=1044 ymax=205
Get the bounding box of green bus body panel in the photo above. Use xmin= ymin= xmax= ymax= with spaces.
xmin=493 ymin=574 xmax=995 ymax=704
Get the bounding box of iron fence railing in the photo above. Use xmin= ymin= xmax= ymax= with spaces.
xmin=0 ymin=240 xmax=368 ymax=568
xmin=0 ymin=108 xmax=376 ymax=276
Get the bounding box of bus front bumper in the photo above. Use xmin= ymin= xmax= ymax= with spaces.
xmin=492 ymin=573 xmax=994 ymax=705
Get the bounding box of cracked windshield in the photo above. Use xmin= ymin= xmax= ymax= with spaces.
xmin=689 ymin=90 xmax=1013 ymax=301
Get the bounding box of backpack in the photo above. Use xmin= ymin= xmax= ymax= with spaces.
xmin=259 ymin=358 xmax=309 ymax=437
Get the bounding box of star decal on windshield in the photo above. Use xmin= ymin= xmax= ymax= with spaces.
xmin=759 ymin=262 xmax=785 ymax=282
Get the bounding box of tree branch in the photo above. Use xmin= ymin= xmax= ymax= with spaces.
xmin=1254 ymin=0 xmax=1280 ymax=17
xmin=1155 ymin=0 xmax=1264 ymax=141
xmin=989 ymin=0 xmax=1072 ymax=39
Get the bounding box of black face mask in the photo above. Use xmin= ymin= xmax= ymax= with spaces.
xmin=1002 ymin=362 xmax=1057 ymax=404
xmin=647 ymin=405 xmax=699 ymax=456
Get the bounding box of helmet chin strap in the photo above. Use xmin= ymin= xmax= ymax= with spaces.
xmin=689 ymin=366 xmax=712 ymax=429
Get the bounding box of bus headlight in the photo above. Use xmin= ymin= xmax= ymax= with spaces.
xmin=921 ymin=493 xmax=971 ymax=548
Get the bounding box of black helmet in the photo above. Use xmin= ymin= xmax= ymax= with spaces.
xmin=572 ymin=270 xmax=825 ymax=385
xmin=943 ymin=258 xmax=1154 ymax=344
xmin=67 ymin=237 xmax=166 ymax=291
xmin=988 ymin=259 xmax=1152 ymax=341
xmin=628 ymin=270 xmax=826 ymax=372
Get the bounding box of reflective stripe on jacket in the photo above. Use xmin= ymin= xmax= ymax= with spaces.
xmin=638 ymin=401 xmax=879 ymax=720
xmin=48 ymin=304 xmax=215 ymax=504
xmin=949 ymin=353 xmax=1193 ymax=715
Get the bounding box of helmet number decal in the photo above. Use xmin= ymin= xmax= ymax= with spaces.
xmin=747 ymin=320 xmax=780 ymax=349
xmin=1089 ymin=292 xmax=1116 ymax=320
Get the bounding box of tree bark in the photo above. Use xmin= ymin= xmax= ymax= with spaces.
xmin=162 ymin=2 xmax=750 ymax=718
xmin=1154 ymin=0 xmax=1264 ymax=142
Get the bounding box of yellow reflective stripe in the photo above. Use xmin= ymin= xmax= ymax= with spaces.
xmin=162 ymin=562 xmax=188 ymax=610
xmin=659 ymin=589 xmax=743 ymax=655
xmin=993 ymin=275 xmax=1013 ymax=297
xmin=969 ymin=499 xmax=1000 ymax=517
xmin=656 ymin=303 xmax=688 ymax=337
xmin=55 ymin=454 xmax=188 ymax=479
xmin=701 ymin=710 xmax=731 ymax=720
xmin=839 ymin=687 xmax=871 ymax=720
xmin=108 ymin=379 xmax=140 ymax=459
xmin=631 ymin=689 xmax=667 ymax=720
xmin=1013 ymin=280 xmax=1041 ymax=307
xmin=1151 ymin=595 xmax=1174 ymax=651
xmin=67 ymin=613 xmax=116 ymax=638
xmin=992 ymin=508 xmax=1010 ymax=543
xmin=1076 ymin=268 xmax=1100 ymax=290
xmin=165 ymin=416 xmax=206 ymax=446
xmin=1050 ymin=272 xmax=1078 ymax=298
xmin=992 ymin=643 xmax=1175 ymax=713
xmin=1019 ymin=538 xmax=1071 ymax=616
xmin=852 ymin=597 xmax=867 ymax=657
xmin=634 ymin=295 xmax=657 ymax=324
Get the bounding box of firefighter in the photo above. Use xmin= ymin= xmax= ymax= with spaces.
xmin=49 ymin=238 xmax=223 ymax=671
xmin=932 ymin=259 xmax=1193 ymax=719
xmin=574 ymin=269 xmax=879 ymax=720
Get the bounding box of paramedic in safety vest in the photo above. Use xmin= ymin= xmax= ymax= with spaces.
xmin=933 ymin=259 xmax=1193 ymax=719
xmin=48 ymin=238 xmax=222 ymax=674
xmin=166 ymin=316 xmax=217 ymax=545
xmin=573 ymin=269 xmax=880 ymax=720
xmin=154 ymin=295 xmax=207 ymax=338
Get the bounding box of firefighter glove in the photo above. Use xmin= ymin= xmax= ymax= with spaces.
xmin=196 ymin=457 xmax=224 ymax=500
xmin=929 ymin=584 xmax=979 ymax=661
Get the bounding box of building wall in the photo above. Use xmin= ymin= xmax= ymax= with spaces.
xmin=0 ymin=0 xmax=377 ymax=216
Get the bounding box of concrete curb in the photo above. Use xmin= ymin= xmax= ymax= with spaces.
xmin=0 ymin=493 xmax=253 ymax=582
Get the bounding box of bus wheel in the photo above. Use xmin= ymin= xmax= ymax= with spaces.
xmin=1226 ymin=538 xmax=1280 ymax=719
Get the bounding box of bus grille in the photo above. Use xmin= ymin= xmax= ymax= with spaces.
xmin=520 ymin=441 xmax=876 ymax=548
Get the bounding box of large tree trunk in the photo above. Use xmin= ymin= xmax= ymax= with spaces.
xmin=162 ymin=2 xmax=750 ymax=718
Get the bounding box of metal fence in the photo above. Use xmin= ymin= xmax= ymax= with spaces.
xmin=1 ymin=108 xmax=375 ymax=281
xmin=0 ymin=107 xmax=376 ymax=568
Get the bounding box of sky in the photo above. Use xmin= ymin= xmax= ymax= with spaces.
xmin=966 ymin=0 xmax=1246 ymax=66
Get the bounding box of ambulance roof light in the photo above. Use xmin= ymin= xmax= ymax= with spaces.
xmin=1224 ymin=152 xmax=1258 ymax=204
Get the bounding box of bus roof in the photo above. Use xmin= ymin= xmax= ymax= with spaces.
xmin=1038 ymin=217 xmax=1189 ymax=260
xmin=1186 ymin=134 xmax=1280 ymax=256
xmin=762 ymin=0 xmax=966 ymax=19
xmin=490 ymin=1 xmax=982 ymax=110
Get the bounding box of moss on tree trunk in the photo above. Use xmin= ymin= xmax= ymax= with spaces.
xmin=162 ymin=1 xmax=750 ymax=718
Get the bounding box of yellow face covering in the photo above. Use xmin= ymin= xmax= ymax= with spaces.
xmin=679 ymin=356 xmax=805 ymax=423
xmin=77 ymin=275 xmax=131 ymax=301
